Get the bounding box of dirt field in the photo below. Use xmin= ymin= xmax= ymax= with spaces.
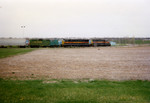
xmin=0 ymin=46 xmax=150 ymax=80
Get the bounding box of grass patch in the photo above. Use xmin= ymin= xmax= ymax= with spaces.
xmin=0 ymin=79 xmax=149 ymax=103
xmin=0 ymin=48 xmax=36 ymax=58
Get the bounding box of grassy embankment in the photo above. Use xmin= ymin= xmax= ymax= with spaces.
xmin=0 ymin=48 xmax=36 ymax=58
xmin=0 ymin=79 xmax=150 ymax=103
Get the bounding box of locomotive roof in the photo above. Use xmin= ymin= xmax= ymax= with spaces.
xmin=63 ymin=39 xmax=89 ymax=40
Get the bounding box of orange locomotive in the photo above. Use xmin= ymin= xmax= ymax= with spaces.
xmin=62 ymin=39 xmax=111 ymax=47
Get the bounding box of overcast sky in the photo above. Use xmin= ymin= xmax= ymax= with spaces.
xmin=0 ymin=0 xmax=150 ymax=38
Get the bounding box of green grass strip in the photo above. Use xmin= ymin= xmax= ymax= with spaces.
xmin=0 ymin=48 xmax=36 ymax=58
xmin=0 ymin=79 xmax=149 ymax=103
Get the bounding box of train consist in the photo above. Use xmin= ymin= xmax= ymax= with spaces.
xmin=0 ymin=38 xmax=111 ymax=47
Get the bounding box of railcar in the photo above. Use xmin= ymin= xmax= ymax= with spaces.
xmin=92 ymin=39 xmax=111 ymax=46
xmin=0 ymin=38 xmax=28 ymax=48
xmin=105 ymin=41 xmax=111 ymax=46
xmin=29 ymin=39 xmax=62 ymax=47
xmin=62 ymin=39 xmax=90 ymax=47
xmin=29 ymin=39 xmax=50 ymax=47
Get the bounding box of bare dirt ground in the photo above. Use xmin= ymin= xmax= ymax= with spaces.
xmin=0 ymin=46 xmax=150 ymax=80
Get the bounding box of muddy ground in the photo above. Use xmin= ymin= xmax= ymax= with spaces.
xmin=0 ymin=46 xmax=150 ymax=80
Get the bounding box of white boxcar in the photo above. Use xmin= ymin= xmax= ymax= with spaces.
xmin=0 ymin=38 xmax=27 ymax=46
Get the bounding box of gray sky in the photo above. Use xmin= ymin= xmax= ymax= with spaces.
xmin=0 ymin=0 xmax=150 ymax=38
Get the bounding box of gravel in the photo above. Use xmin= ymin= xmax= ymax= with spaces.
xmin=0 ymin=46 xmax=150 ymax=80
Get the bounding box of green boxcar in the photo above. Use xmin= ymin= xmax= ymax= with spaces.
xmin=50 ymin=40 xmax=59 ymax=46
xmin=30 ymin=39 xmax=50 ymax=47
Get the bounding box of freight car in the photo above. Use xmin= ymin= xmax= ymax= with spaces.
xmin=62 ymin=39 xmax=90 ymax=47
xmin=0 ymin=38 xmax=29 ymax=48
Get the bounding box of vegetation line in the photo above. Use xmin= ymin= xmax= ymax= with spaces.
xmin=0 ymin=48 xmax=36 ymax=58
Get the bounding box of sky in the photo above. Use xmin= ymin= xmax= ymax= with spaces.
xmin=0 ymin=0 xmax=150 ymax=38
